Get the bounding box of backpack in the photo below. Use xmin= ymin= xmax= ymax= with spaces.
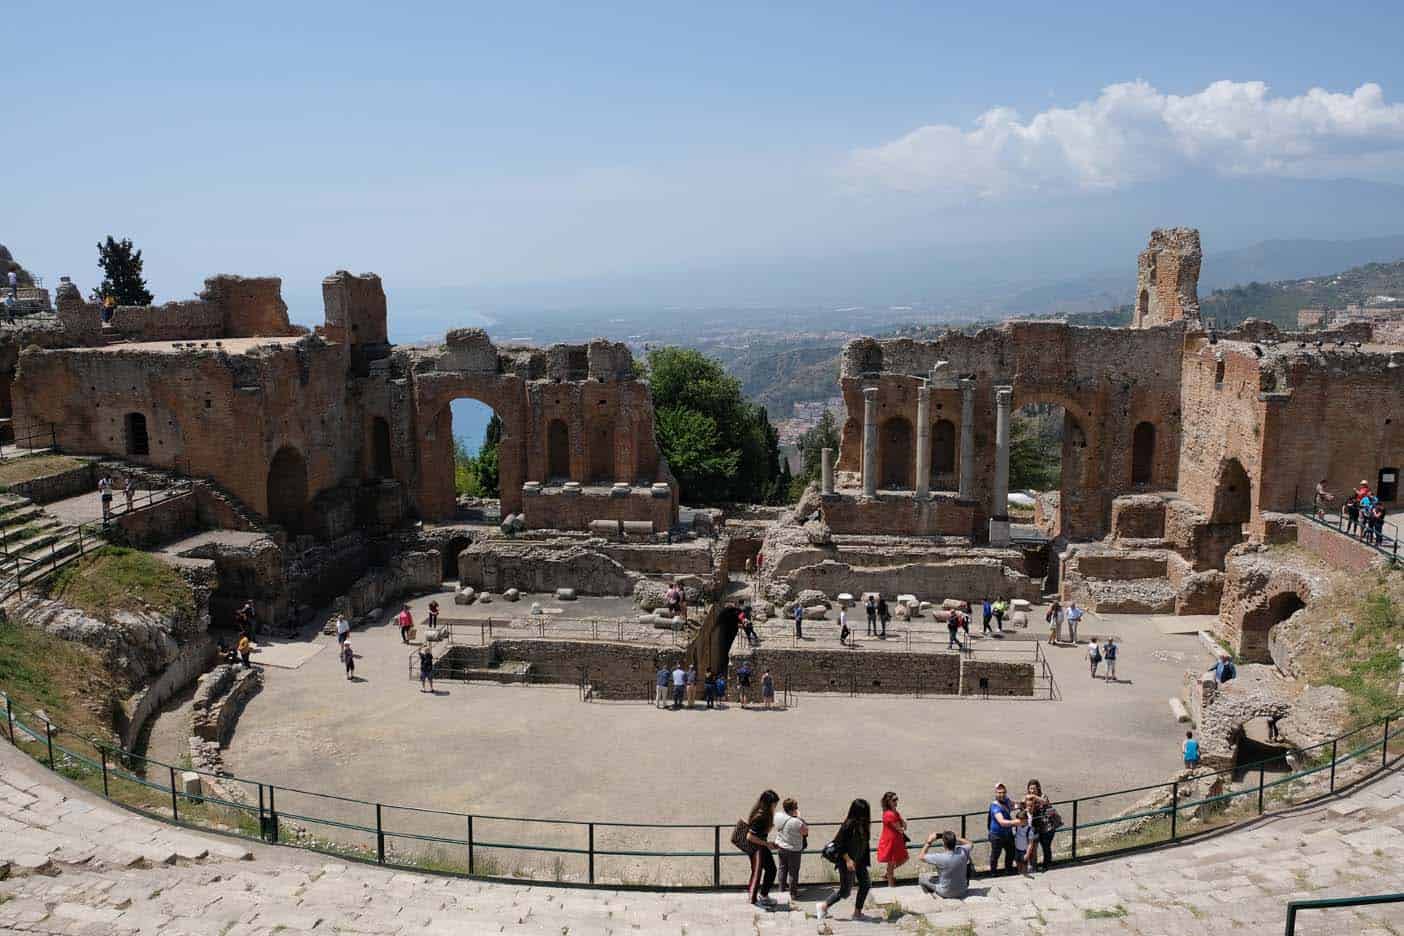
xmin=821 ymin=838 xmax=843 ymax=865
xmin=1090 ymin=646 xmax=1102 ymax=663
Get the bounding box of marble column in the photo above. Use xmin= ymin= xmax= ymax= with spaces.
xmin=861 ymin=386 xmax=878 ymax=497
xmin=958 ymin=378 xmax=975 ymax=500
xmin=989 ymin=386 xmax=1013 ymax=545
xmin=914 ymin=384 xmax=930 ymax=498
xmin=821 ymin=447 xmax=834 ymax=495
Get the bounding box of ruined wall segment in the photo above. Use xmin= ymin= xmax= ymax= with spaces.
xmin=1133 ymin=227 xmax=1202 ymax=329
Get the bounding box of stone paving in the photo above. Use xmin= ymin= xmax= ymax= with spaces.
xmin=3 ymin=735 xmax=1404 ymax=935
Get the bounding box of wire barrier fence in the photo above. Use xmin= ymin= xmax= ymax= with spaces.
xmin=3 ymin=688 xmax=1399 ymax=891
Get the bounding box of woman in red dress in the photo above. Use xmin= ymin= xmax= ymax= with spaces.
xmin=876 ymin=790 xmax=909 ymax=888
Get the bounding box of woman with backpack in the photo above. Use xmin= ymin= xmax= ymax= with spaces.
xmin=741 ymin=790 xmax=779 ymax=909
xmin=817 ymin=798 xmax=872 ymax=923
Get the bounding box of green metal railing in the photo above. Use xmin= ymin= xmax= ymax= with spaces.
xmin=1285 ymin=893 xmax=1404 ymax=935
xmin=1 ymin=686 xmax=1399 ymax=890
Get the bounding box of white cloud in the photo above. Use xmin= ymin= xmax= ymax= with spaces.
xmin=849 ymin=80 xmax=1404 ymax=195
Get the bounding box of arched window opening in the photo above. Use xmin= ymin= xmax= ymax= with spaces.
xmin=931 ymin=419 xmax=957 ymax=485
xmin=1211 ymin=458 xmax=1252 ymax=525
xmin=267 ymin=446 xmax=308 ymax=534
xmin=547 ymin=419 xmax=571 ymax=481
xmin=879 ymin=417 xmax=913 ymax=490
xmin=1131 ymin=422 xmax=1155 ymax=485
xmin=588 ymin=419 xmax=615 ymax=483
xmin=125 ymin=413 xmax=150 ymax=456
xmin=371 ymin=417 xmax=393 ymax=480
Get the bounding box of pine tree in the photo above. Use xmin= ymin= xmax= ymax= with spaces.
xmin=93 ymin=236 xmax=154 ymax=306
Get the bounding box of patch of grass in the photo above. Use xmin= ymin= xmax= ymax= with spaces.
xmin=47 ymin=546 xmax=195 ymax=621
xmin=0 ymin=454 xmax=85 ymax=487
xmin=0 ymin=615 xmax=111 ymax=738
xmin=1083 ymin=905 xmax=1128 ymax=920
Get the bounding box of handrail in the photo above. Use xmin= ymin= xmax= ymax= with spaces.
xmin=3 ymin=683 xmax=1400 ymax=890
xmin=1285 ymin=893 xmax=1404 ymax=935
xmin=1296 ymin=505 xmax=1399 ymax=561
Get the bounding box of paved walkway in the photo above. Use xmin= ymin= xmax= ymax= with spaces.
xmin=2 ymin=737 xmax=1402 ymax=935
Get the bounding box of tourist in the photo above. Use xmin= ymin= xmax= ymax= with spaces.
xmin=655 ymin=664 xmax=669 ymax=708
xmin=335 ymin=614 xmax=351 ymax=646
xmin=958 ymin=604 xmax=971 ymax=647
xmin=877 ymin=791 xmax=909 ymax=889
xmin=877 ymin=597 xmax=891 ymax=639
xmin=743 ymin=789 xmax=780 ymax=909
xmin=2 ymin=293 xmax=15 ymax=323
xmin=6 ymin=269 xmax=16 ymax=298
xmin=992 ymin=598 xmax=1007 ymax=633
xmin=666 ymin=584 xmax=681 ymax=618
xmin=341 ymin=638 xmax=355 ymax=679
xmin=1025 ymin=779 xmax=1056 ymax=870
xmin=1045 ymin=599 xmax=1063 ymax=644
xmin=671 ymin=663 xmax=685 ymax=709
xmin=1369 ymin=501 xmax=1387 ymax=546
xmin=1066 ymin=602 xmax=1083 ymax=644
xmin=1183 ymin=730 xmax=1200 ymax=769
xmin=792 ymin=602 xmax=803 ymax=640
xmin=101 ymin=293 xmax=115 ymax=323
xmin=98 ymin=475 xmax=113 ymax=523
xmin=756 ymin=552 xmax=764 ymax=573
xmin=772 ymin=797 xmax=808 ymax=901
xmin=1214 ymin=652 xmax=1236 ymax=684
xmin=761 ymin=669 xmax=775 ymax=708
xmin=741 ymin=607 xmax=758 ymax=647
xmin=744 ymin=556 xmax=754 ymax=575
xmin=714 ymin=672 xmax=727 ymax=707
xmin=737 ymin=660 xmax=753 ymax=707
xmin=237 ymin=633 xmax=252 ymax=669
xmin=987 ymin=783 xmax=1018 ymax=875
xmin=685 ymin=664 xmax=698 ymax=708
xmin=1267 ymin=714 xmax=1281 ymax=742
xmin=917 ymin=830 xmax=973 ymax=899
xmin=838 ymin=607 xmax=851 ymax=647
xmin=1087 ymin=639 xmax=1101 ymax=678
xmin=817 ymin=798 xmax=872 ymax=922
xmin=946 ymin=611 xmax=961 ymax=649
xmin=1356 ymin=479 xmax=1373 ymax=501
xmin=703 ymin=669 xmax=717 ymax=708
xmin=981 ymin=599 xmax=993 ymax=634
xmin=1012 ymin=800 xmax=1034 ymax=876
xmin=1344 ymin=494 xmax=1361 ymax=536
xmin=396 ymin=604 xmax=413 ymax=644
xmin=426 ymin=600 xmax=440 ymax=634
xmin=1102 ymin=637 xmax=1119 ymax=681
xmin=418 ymin=644 xmax=434 ymax=692
xmin=1313 ymin=478 xmax=1333 ymax=521
xmin=122 ymin=476 xmax=136 ymax=513
xmin=865 ymin=595 xmax=878 ymax=637
xmin=237 ymin=600 xmax=256 ymax=636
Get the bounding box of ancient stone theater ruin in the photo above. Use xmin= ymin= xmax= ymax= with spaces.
xmin=0 ymin=229 xmax=1400 ymax=889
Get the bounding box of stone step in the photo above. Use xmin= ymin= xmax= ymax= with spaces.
xmin=0 ymin=506 xmax=47 ymax=532
xmin=0 ymin=495 xmax=35 ymax=517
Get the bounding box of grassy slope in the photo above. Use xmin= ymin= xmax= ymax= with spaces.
xmin=0 ymin=454 xmax=85 ymax=488
xmin=46 ymin=546 xmax=195 ymax=621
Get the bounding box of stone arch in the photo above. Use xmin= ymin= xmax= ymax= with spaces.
xmin=1211 ymin=457 xmax=1253 ymax=524
xmin=370 ymin=416 xmax=394 ymax=480
xmin=444 ymin=534 xmax=472 ymax=580
xmin=879 ymin=416 xmax=913 ymax=489
xmin=931 ymin=418 xmax=957 ymax=486
xmin=266 ymin=446 xmax=308 ymax=534
xmin=1240 ymin=590 xmax=1307 ymax=664
xmin=124 ymin=412 xmax=150 ymax=456
xmin=1131 ymin=421 xmax=1155 ymax=486
xmin=547 ymin=419 xmax=571 ymax=481
xmin=587 ymin=418 xmax=615 ymax=483
xmin=1010 ymin=391 xmax=1098 ymax=539
xmin=1137 ymin=288 xmax=1149 ymax=324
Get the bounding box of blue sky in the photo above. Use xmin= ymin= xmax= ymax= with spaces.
xmin=5 ymin=1 xmax=1404 ymax=303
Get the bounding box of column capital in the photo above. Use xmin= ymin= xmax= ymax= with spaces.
xmin=994 ymin=385 xmax=1013 ymax=407
xmin=862 ymin=385 xmax=879 ymax=401
xmin=916 ymin=383 xmax=930 ymax=399
xmin=959 ymin=377 xmax=976 ymax=394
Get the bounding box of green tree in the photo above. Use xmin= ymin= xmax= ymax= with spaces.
xmin=792 ymin=409 xmax=840 ymax=496
xmin=453 ymin=414 xmax=503 ymax=497
xmin=93 ymin=236 xmax=153 ymax=306
xmin=1009 ymin=413 xmax=1060 ymax=492
xmin=647 ymin=347 xmax=783 ymax=504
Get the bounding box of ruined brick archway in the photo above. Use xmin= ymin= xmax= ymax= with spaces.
xmin=267 ymin=446 xmax=309 ymax=534
xmin=879 ymin=416 xmax=914 ymax=489
xmin=588 ymin=418 xmax=615 ymax=483
xmin=1013 ymin=392 xmax=1099 ymax=540
xmin=1131 ymin=421 xmax=1156 ymax=486
xmin=932 ymin=418 xmax=957 ymax=489
xmin=1211 ymin=457 xmax=1253 ymax=525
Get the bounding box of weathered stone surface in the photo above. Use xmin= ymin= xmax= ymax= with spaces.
xmin=457 ymin=539 xmax=634 ymax=596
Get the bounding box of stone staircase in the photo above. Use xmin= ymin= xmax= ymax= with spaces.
xmin=0 ymin=494 xmax=84 ymax=594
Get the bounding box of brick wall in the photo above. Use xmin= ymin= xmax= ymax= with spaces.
xmin=1295 ymin=520 xmax=1389 ymax=573
xmin=524 ymin=486 xmax=673 ymax=532
xmin=113 ymin=492 xmax=198 ymax=548
xmin=958 ymin=659 xmax=1036 ymax=696
xmin=820 ymin=491 xmax=977 ymax=537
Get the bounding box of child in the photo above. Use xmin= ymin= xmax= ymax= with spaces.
xmin=1183 ymin=731 xmax=1200 ymax=769
xmin=772 ymin=797 xmax=808 ymax=900
xmin=1012 ymin=802 xmax=1034 ymax=876
xmin=839 ymin=608 xmax=851 ymax=647
xmin=341 ymin=638 xmax=355 ymax=679
xmin=761 ymin=670 xmax=775 ymax=709
xmin=714 ymin=673 xmax=727 ymax=707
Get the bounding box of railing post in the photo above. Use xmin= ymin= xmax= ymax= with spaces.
xmin=268 ymin=786 xmax=279 ymax=843
xmin=1170 ymin=782 xmax=1178 ymax=840
xmin=713 ymin=825 xmax=721 ymax=888
xmin=587 ymin=822 xmax=595 ymax=884
xmin=100 ymin=746 xmax=109 ymax=798
xmin=1384 ymin=717 xmax=1391 ymax=767
xmin=258 ymin=784 xmax=266 ymax=841
xmin=467 ymin=815 xmax=475 ymax=874
xmin=1329 ymin=739 xmax=1338 ymax=792
xmin=1258 ymin=766 xmax=1265 ymax=814
xmin=5 ymin=694 xmax=12 ymax=744
xmin=45 ymin=718 xmax=54 ymax=768
xmin=1285 ymin=902 xmax=1298 ymax=936
xmin=376 ymin=803 xmax=385 ymax=864
xmin=1070 ymin=800 xmax=1078 ymax=860
xmin=170 ymin=765 xmax=179 ymax=821
xmin=960 ymin=813 xmax=966 ymax=840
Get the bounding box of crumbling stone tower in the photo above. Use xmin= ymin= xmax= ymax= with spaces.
xmin=1133 ymin=228 xmax=1201 ymax=328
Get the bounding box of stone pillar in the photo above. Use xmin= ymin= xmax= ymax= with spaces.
xmin=821 ymin=447 xmax=834 ymax=495
xmin=914 ymin=384 xmax=930 ymax=499
xmin=861 ymin=386 xmax=878 ymax=497
xmin=958 ymin=378 xmax=975 ymax=500
xmin=989 ymin=386 xmax=1013 ymax=545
